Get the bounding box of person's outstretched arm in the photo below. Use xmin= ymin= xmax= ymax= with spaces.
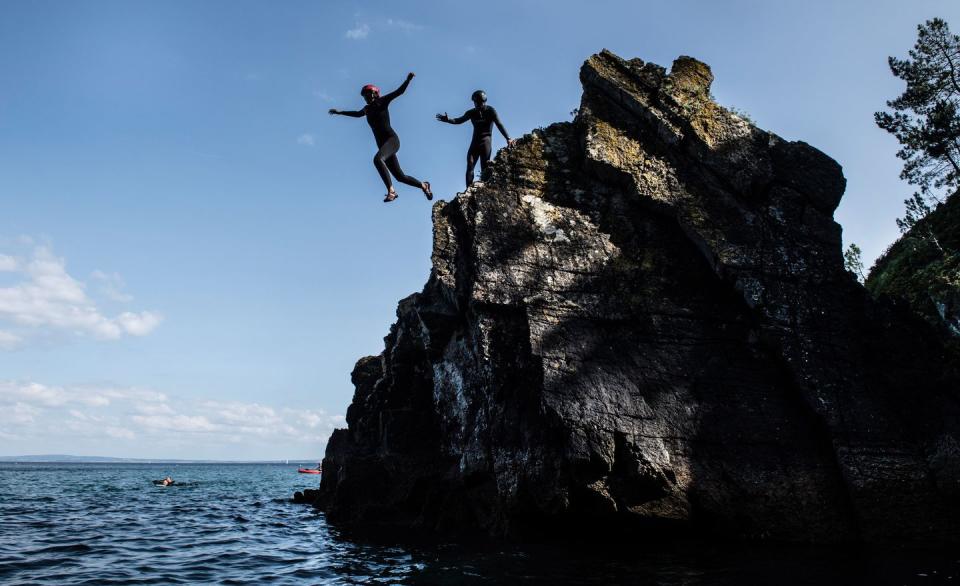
xmin=381 ymin=73 xmax=415 ymax=105
xmin=436 ymin=110 xmax=471 ymax=124
xmin=329 ymin=108 xmax=365 ymax=118
xmin=492 ymin=108 xmax=513 ymax=142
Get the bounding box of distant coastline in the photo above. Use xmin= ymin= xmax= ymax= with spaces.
xmin=0 ymin=455 xmax=318 ymax=464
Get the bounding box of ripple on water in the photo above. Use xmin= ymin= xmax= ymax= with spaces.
xmin=24 ymin=543 xmax=95 ymax=556
xmin=2 ymin=463 xmax=956 ymax=585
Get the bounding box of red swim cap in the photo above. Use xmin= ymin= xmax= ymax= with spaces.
xmin=360 ymin=84 xmax=380 ymax=96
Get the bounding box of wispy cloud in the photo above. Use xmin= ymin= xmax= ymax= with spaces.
xmin=0 ymin=379 xmax=344 ymax=457
xmin=312 ymin=90 xmax=334 ymax=103
xmin=345 ymin=18 xmax=422 ymax=40
xmin=132 ymin=413 xmax=218 ymax=433
xmin=0 ymin=331 xmax=21 ymax=350
xmin=91 ymin=270 xmax=134 ymax=303
xmin=345 ymin=23 xmax=370 ymax=40
xmin=0 ymin=381 xmax=167 ymax=408
xmin=385 ymin=18 xmax=422 ymax=33
xmin=296 ymin=133 xmax=316 ymax=147
xmin=0 ymin=244 xmax=162 ymax=348
xmin=106 ymin=427 xmax=135 ymax=439
xmin=0 ymin=255 xmax=18 ymax=272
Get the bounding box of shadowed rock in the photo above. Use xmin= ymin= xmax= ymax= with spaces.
xmin=304 ymin=50 xmax=960 ymax=544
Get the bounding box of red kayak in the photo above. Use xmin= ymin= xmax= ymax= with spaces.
xmin=298 ymin=468 xmax=321 ymax=474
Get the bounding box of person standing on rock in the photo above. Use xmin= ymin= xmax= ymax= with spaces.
xmin=436 ymin=90 xmax=515 ymax=188
xmin=329 ymin=73 xmax=433 ymax=203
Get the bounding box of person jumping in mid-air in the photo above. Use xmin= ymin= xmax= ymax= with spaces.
xmin=329 ymin=73 xmax=432 ymax=203
xmin=436 ymin=90 xmax=514 ymax=188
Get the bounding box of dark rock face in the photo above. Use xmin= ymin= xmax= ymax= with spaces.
xmin=309 ymin=50 xmax=960 ymax=544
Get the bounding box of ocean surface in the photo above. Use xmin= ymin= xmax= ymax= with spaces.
xmin=0 ymin=462 xmax=955 ymax=585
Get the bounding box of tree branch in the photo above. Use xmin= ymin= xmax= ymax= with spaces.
xmin=934 ymin=33 xmax=960 ymax=96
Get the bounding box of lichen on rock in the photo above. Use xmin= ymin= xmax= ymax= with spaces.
xmin=297 ymin=50 xmax=960 ymax=544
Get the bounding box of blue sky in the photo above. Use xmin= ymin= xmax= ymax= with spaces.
xmin=1 ymin=0 xmax=957 ymax=459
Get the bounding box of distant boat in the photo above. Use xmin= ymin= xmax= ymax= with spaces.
xmin=297 ymin=467 xmax=321 ymax=474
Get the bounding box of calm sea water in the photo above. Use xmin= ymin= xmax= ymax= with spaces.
xmin=0 ymin=463 xmax=955 ymax=585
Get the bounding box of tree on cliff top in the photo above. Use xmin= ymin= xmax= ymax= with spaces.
xmin=868 ymin=19 xmax=960 ymax=341
xmin=876 ymin=18 xmax=960 ymax=236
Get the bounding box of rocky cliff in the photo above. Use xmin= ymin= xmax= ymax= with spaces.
xmin=298 ymin=50 xmax=960 ymax=544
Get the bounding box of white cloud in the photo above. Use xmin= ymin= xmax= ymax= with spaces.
xmin=99 ymin=387 xmax=168 ymax=404
xmin=296 ymin=410 xmax=346 ymax=429
xmin=0 ymin=255 xmax=18 ymax=272
xmin=345 ymin=18 xmax=420 ymax=41
xmin=135 ymin=402 xmax=175 ymax=416
xmin=0 ymin=429 xmax=22 ymax=441
xmin=0 ymin=245 xmax=162 ymax=347
xmin=0 ymin=381 xmax=167 ymax=409
xmin=197 ymin=400 xmax=343 ymax=442
xmin=0 ymin=330 xmax=21 ymax=350
xmin=106 ymin=427 xmax=135 ymax=439
xmin=116 ymin=311 xmax=163 ymax=336
xmin=297 ymin=133 xmax=316 ymax=147
xmin=0 ymin=402 xmax=40 ymax=425
xmin=0 ymin=378 xmax=344 ymax=458
xmin=3 ymin=381 xmax=71 ymax=407
xmin=313 ymin=90 xmax=334 ymax=103
xmin=132 ymin=413 xmax=219 ymax=433
xmin=386 ymin=18 xmax=422 ymax=32
xmin=91 ymin=270 xmax=134 ymax=302
xmin=345 ymin=23 xmax=370 ymax=40
xmin=212 ymin=401 xmax=277 ymax=425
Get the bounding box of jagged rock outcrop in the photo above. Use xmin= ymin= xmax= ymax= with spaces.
xmin=298 ymin=50 xmax=960 ymax=544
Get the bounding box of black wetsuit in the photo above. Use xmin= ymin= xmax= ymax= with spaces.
xmin=337 ymin=79 xmax=422 ymax=191
xmin=447 ymin=106 xmax=510 ymax=186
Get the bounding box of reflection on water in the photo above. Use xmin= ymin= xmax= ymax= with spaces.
xmin=0 ymin=463 xmax=954 ymax=585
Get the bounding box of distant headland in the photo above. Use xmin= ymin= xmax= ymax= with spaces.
xmin=0 ymin=455 xmax=318 ymax=464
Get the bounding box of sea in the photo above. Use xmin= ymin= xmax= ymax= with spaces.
xmin=0 ymin=462 xmax=956 ymax=585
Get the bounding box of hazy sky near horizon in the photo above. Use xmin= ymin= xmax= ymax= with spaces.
xmin=1 ymin=0 xmax=957 ymax=459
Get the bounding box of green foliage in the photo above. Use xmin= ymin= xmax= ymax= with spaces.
xmin=843 ymin=243 xmax=866 ymax=283
xmin=867 ymin=188 xmax=960 ymax=336
xmin=843 ymin=18 xmax=960 ymax=346
xmin=876 ymin=18 xmax=960 ymax=237
xmin=896 ymin=192 xmax=947 ymax=255
xmin=726 ymin=105 xmax=755 ymax=125
xmin=896 ymin=191 xmax=935 ymax=233
xmin=875 ymin=18 xmax=960 ymax=200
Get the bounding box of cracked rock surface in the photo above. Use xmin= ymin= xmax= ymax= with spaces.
xmin=299 ymin=50 xmax=960 ymax=544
